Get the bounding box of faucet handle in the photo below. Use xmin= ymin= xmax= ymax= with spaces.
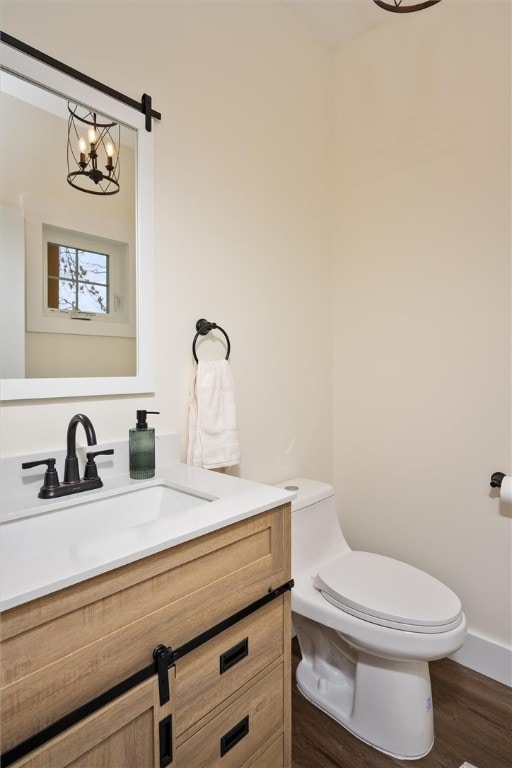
xmin=22 ymin=458 xmax=60 ymax=494
xmin=84 ymin=449 xmax=114 ymax=480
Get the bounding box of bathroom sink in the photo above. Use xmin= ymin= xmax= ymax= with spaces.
xmin=0 ymin=482 xmax=214 ymax=607
xmin=3 ymin=482 xmax=211 ymax=551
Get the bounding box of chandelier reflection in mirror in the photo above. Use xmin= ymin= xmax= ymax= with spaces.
xmin=67 ymin=103 xmax=120 ymax=195
xmin=373 ymin=0 xmax=441 ymax=11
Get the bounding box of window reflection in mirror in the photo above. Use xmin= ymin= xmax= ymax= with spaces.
xmin=0 ymin=69 xmax=136 ymax=380
xmin=47 ymin=241 xmax=110 ymax=315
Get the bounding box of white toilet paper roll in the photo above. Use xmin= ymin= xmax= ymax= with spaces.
xmin=500 ymin=476 xmax=512 ymax=504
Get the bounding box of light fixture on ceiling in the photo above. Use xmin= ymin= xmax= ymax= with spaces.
xmin=67 ymin=104 xmax=120 ymax=195
xmin=373 ymin=0 xmax=442 ymax=12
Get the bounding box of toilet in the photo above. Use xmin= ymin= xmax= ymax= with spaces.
xmin=277 ymin=478 xmax=467 ymax=760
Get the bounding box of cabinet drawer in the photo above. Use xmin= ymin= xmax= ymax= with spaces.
xmin=176 ymin=597 xmax=284 ymax=736
xmin=242 ymin=734 xmax=284 ymax=768
xmin=176 ymin=663 xmax=283 ymax=768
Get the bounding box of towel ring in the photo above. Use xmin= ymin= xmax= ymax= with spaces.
xmin=192 ymin=318 xmax=231 ymax=363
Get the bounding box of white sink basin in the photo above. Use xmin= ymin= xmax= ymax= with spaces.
xmin=0 ymin=482 xmax=213 ymax=609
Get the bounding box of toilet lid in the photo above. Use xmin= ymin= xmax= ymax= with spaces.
xmin=314 ymin=551 xmax=463 ymax=634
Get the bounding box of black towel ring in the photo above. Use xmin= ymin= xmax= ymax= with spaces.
xmin=192 ymin=318 xmax=231 ymax=363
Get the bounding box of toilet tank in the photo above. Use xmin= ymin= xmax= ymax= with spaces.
xmin=275 ymin=478 xmax=351 ymax=573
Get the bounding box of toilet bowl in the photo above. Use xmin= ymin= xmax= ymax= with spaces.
xmin=276 ymin=477 xmax=467 ymax=760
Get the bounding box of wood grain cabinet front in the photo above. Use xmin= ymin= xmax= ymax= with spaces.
xmin=175 ymin=663 xmax=284 ymax=768
xmin=175 ymin=597 xmax=285 ymax=736
xmin=0 ymin=503 xmax=291 ymax=768
xmin=8 ymin=674 xmax=175 ymax=768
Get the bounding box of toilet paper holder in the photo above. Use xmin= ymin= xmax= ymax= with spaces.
xmin=490 ymin=471 xmax=506 ymax=488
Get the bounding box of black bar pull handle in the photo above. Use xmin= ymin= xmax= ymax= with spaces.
xmin=159 ymin=715 xmax=173 ymax=768
xmin=220 ymin=637 xmax=249 ymax=674
xmin=220 ymin=715 xmax=249 ymax=757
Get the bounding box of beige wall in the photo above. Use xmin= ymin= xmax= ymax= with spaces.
xmin=331 ymin=3 xmax=511 ymax=652
xmin=1 ymin=1 xmax=510 ymax=669
xmin=0 ymin=2 xmax=333 ymax=483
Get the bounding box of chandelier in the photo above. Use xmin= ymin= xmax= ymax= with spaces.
xmin=67 ymin=104 xmax=120 ymax=195
xmin=373 ymin=0 xmax=442 ymax=12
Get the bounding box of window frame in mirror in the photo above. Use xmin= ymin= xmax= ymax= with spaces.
xmin=0 ymin=41 xmax=154 ymax=400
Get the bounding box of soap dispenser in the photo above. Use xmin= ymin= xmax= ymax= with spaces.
xmin=129 ymin=410 xmax=160 ymax=479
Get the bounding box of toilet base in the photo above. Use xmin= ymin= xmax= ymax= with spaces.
xmin=294 ymin=615 xmax=435 ymax=760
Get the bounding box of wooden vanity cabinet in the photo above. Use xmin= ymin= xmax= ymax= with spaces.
xmin=9 ymin=675 xmax=174 ymax=768
xmin=174 ymin=596 xmax=288 ymax=767
xmin=0 ymin=503 xmax=291 ymax=768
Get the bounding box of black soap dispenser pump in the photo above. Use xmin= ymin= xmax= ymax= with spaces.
xmin=129 ymin=410 xmax=160 ymax=479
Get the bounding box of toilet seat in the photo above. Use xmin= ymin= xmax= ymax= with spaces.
xmin=314 ymin=551 xmax=463 ymax=634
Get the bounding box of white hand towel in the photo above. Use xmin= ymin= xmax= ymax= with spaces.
xmin=187 ymin=360 xmax=241 ymax=469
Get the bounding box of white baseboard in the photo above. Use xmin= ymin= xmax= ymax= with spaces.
xmin=450 ymin=632 xmax=512 ymax=687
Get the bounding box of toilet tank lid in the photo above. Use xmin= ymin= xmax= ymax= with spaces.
xmin=274 ymin=477 xmax=334 ymax=512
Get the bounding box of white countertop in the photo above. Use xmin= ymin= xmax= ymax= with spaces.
xmin=0 ymin=459 xmax=294 ymax=612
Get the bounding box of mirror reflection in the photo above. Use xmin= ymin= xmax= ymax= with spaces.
xmin=0 ymin=70 xmax=136 ymax=379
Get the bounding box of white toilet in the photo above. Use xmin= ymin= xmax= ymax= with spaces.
xmin=277 ymin=477 xmax=467 ymax=760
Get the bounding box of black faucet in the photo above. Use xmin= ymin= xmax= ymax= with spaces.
xmin=64 ymin=413 xmax=98 ymax=484
xmin=22 ymin=414 xmax=114 ymax=499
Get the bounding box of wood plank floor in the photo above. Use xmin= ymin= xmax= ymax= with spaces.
xmin=291 ymin=638 xmax=512 ymax=768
